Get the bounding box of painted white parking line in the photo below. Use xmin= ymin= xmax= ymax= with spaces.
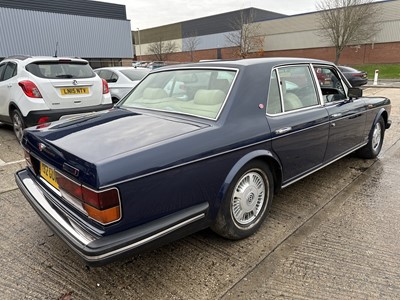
xmin=0 ymin=159 xmax=25 ymax=167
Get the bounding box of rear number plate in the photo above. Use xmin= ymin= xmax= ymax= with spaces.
xmin=40 ymin=162 xmax=59 ymax=189
xmin=60 ymin=87 xmax=89 ymax=95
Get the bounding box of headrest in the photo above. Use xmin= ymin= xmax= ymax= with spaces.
xmin=193 ymin=89 xmax=226 ymax=105
xmin=143 ymin=88 xmax=168 ymax=99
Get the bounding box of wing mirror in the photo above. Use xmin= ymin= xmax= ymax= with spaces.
xmin=348 ymin=87 xmax=363 ymax=99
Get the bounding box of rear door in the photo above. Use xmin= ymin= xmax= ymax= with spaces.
xmin=266 ymin=65 xmax=330 ymax=183
xmin=25 ymin=60 xmax=102 ymax=109
xmin=0 ymin=62 xmax=18 ymax=119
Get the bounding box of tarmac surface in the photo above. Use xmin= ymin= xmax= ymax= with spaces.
xmin=0 ymin=87 xmax=399 ymax=299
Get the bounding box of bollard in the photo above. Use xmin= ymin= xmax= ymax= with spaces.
xmin=373 ymin=69 xmax=379 ymax=85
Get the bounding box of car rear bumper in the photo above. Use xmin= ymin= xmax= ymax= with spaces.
xmin=24 ymin=104 xmax=114 ymax=127
xmin=15 ymin=169 xmax=209 ymax=266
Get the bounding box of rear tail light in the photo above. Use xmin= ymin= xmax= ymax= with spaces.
xmin=101 ymin=79 xmax=109 ymax=94
xmin=19 ymin=80 xmax=43 ymax=98
xmin=23 ymin=149 xmax=32 ymax=167
xmin=55 ymin=171 xmax=121 ymax=224
xmin=352 ymin=73 xmax=364 ymax=77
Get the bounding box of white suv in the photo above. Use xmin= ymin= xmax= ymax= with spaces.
xmin=0 ymin=56 xmax=112 ymax=141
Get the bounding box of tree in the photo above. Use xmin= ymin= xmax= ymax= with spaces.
xmin=183 ymin=32 xmax=200 ymax=62
xmin=147 ymin=39 xmax=177 ymax=61
xmin=225 ymin=9 xmax=265 ymax=59
xmin=316 ymin=0 xmax=382 ymax=64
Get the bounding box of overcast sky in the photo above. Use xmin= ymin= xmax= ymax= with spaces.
xmin=102 ymin=0 xmax=323 ymax=29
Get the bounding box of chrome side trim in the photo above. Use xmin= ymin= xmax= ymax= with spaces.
xmin=281 ymin=141 xmax=368 ymax=188
xmin=82 ymin=214 xmax=205 ymax=262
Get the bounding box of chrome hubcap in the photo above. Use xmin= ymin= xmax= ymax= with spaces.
xmin=372 ymin=122 xmax=382 ymax=151
xmin=13 ymin=113 xmax=23 ymax=142
xmin=231 ymin=170 xmax=266 ymax=225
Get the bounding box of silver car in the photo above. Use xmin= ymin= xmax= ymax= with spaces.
xmin=95 ymin=67 xmax=150 ymax=103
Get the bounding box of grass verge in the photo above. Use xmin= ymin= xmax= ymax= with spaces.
xmin=351 ymin=64 xmax=400 ymax=79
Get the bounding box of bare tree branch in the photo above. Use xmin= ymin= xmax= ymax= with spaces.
xmin=316 ymin=0 xmax=382 ymax=64
xmin=225 ymin=9 xmax=265 ymax=58
xmin=147 ymin=39 xmax=177 ymax=61
xmin=183 ymin=32 xmax=200 ymax=62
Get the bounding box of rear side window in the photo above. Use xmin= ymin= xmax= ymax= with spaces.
xmin=3 ymin=62 xmax=17 ymax=80
xmin=97 ymin=70 xmax=118 ymax=83
xmin=120 ymin=69 xmax=149 ymax=81
xmin=26 ymin=61 xmax=95 ymax=79
xmin=0 ymin=63 xmax=7 ymax=81
xmin=267 ymin=65 xmax=320 ymax=114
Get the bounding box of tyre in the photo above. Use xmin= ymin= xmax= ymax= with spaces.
xmin=211 ymin=161 xmax=274 ymax=240
xmin=12 ymin=109 xmax=26 ymax=143
xmin=357 ymin=116 xmax=385 ymax=159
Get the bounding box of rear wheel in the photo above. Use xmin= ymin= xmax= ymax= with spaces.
xmin=12 ymin=109 xmax=25 ymax=143
xmin=212 ymin=161 xmax=274 ymax=240
xmin=357 ymin=116 xmax=385 ymax=159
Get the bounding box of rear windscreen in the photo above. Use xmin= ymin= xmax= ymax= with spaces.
xmin=26 ymin=61 xmax=95 ymax=79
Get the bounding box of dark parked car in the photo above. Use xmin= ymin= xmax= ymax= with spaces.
xmin=16 ymin=58 xmax=391 ymax=265
xmin=338 ymin=66 xmax=368 ymax=87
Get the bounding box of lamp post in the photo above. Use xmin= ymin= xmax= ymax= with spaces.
xmin=137 ymin=27 xmax=141 ymax=61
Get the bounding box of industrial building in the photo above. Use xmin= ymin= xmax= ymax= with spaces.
xmin=0 ymin=0 xmax=133 ymax=68
xmin=133 ymin=0 xmax=400 ymax=65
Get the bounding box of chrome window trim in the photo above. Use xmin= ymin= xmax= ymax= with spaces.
xmin=266 ymin=63 xmax=323 ymax=117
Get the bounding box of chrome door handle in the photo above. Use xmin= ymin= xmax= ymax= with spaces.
xmin=275 ymin=127 xmax=292 ymax=134
xmin=331 ymin=113 xmax=341 ymax=118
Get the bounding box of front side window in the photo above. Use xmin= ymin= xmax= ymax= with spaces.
xmin=313 ymin=66 xmax=347 ymax=102
xmin=267 ymin=65 xmax=319 ymax=114
xmin=120 ymin=69 xmax=236 ymax=120
xmin=26 ymin=61 xmax=95 ymax=79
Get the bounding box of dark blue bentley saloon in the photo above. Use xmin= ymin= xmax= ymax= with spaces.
xmin=16 ymin=58 xmax=391 ymax=265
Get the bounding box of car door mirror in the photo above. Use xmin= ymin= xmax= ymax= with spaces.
xmin=348 ymin=87 xmax=362 ymax=99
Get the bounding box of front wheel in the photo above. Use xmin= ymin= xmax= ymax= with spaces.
xmin=12 ymin=109 xmax=26 ymax=143
xmin=211 ymin=161 xmax=274 ymax=240
xmin=357 ymin=116 xmax=385 ymax=159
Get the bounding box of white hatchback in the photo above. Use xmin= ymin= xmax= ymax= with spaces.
xmin=0 ymin=55 xmax=112 ymax=141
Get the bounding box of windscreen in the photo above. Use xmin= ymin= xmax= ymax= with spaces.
xmin=120 ymin=69 xmax=236 ymax=120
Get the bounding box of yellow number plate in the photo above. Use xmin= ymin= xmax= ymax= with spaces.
xmin=60 ymin=87 xmax=89 ymax=95
xmin=40 ymin=162 xmax=59 ymax=190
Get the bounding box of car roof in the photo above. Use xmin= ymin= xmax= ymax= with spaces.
xmin=159 ymin=57 xmax=335 ymax=70
xmin=2 ymin=55 xmax=88 ymax=64
xmin=95 ymin=66 xmax=149 ymax=71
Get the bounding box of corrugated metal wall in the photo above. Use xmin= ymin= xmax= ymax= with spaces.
xmin=0 ymin=7 xmax=133 ymax=58
xmin=0 ymin=0 xmax=126 ymax=20
xmin=181 ymin=8 xmax=285 ymax=37
xmin=135 ymin=0 xmax=400 ymax=56
xmin=261 ymin=0 xmax=400 ymax=51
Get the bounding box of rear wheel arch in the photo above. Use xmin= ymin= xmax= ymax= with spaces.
xmin=215 ymin=151 xmax=282 ymax=213
xmin=212 ymin=153 xmax=281 ymax=239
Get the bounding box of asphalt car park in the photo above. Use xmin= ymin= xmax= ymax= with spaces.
xmin=0 ymin=86 xmax=399 ymax=299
